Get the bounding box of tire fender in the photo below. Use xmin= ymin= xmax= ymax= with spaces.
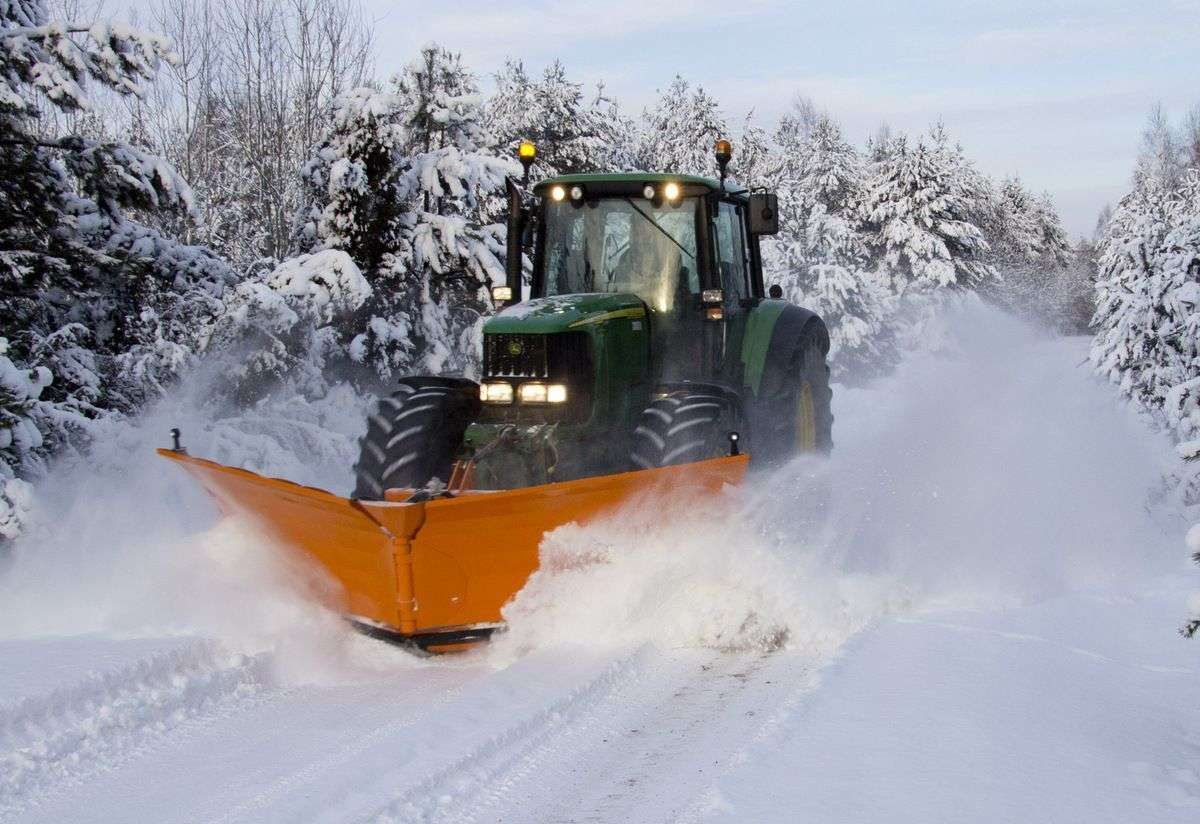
xmin=744 ymin=302 xmax=830 ymax=462
xmin=754 ymin=303 xmax=829 ymax=400
xmin=741 ymin=300 xmax=827 ymax=399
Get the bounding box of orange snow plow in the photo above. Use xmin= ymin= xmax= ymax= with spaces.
xmin=160 ymin=448 xmax=748 ymax=649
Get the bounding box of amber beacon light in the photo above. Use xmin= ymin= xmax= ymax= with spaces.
xmin=517 ymin=140 xmax=537 ymax=182
xmin=715 ymin=138 xmax=733 ymax=188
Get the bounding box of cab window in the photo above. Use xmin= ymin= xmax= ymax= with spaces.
xmin=714 ymin=201 xmax=749 ymax=303
xmin=540 ymin=196 xmax=699 ymax=313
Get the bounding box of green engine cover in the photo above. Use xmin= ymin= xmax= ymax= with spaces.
xmin=472 ymin=292 xmax=652 ymax=486
xmin=484 ymin=293 xmax=648 ymax=335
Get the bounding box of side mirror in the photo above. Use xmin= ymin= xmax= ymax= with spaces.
xmin=503 ymin=177 xmax=526 ymax=305
xmin=747 ymin=192 xmax=779 ymax=236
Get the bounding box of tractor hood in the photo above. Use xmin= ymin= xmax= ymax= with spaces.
xmin=484 ymin=293 xmax=647 ymax=334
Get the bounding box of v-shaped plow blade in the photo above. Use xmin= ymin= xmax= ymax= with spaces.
xmin=159 ymin=449 xmax=748 ymax=647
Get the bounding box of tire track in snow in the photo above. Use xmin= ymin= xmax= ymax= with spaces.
xmin=451 ymin=649 xmax=791 ymax=824
xmin=0 ymin=639 xmax=272 ymax=817
xmin=365 ymin=644 xmax=665 ymax=824
xmin=557 ymin=651 xmax=781 ymax=824
xmin=670 ymin=653 xmax=826 ymax=824
xmin=202 ymin=671 xmax=478 ymax=824
xmin=364 ymin=646 xmax=808 ymax=824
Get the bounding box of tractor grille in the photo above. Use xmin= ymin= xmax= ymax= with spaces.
xmin=484 ymin=334 xmax=549 ymax=378
xmin=483 ymin=332 xmax=592 ymax=381
xmin=480 ymin=332 xmax=594 ymax=424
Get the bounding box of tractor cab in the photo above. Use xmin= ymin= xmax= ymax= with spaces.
xmin=499 ymin=148 xmax=780 ymax=390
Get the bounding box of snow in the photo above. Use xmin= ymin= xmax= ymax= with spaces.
xmin=266 ymin=250 xmax=371 ymax=323
xmin=1187 ymin=523 xmax=1200 ymax=554
xmin=703 ymin=590 xmax=1200 ymax=824
xmin=493 ymin=492 xmax=890 ymax=659
xmin=1 ymin=301 xmax=1197 ymax=821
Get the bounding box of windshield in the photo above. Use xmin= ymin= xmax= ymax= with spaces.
xmin=539 ymin=196 xmax=700 ymax=312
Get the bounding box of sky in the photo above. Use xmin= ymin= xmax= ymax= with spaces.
xmin=371 ymin=0 xmax=1200 ymax=239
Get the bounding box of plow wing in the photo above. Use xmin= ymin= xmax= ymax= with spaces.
xmin=159 ymin=449 xmax=748 ymax=645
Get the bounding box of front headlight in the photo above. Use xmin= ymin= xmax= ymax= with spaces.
xmin=480 ymin=381 xmax=514 ymax=404
xmin=518 ymin=382 xmax=568 ymax=404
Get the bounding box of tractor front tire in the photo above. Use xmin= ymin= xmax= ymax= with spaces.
xmin=352 ymin=379 xmax=479 ymax=500
xmin=630 ymin=391 xmax=734 ymax=469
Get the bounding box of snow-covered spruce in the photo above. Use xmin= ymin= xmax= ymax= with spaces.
xmin=0 ymin=1 xmax=232 ymax=544
xmin=1092 ymin=172 xmax=1200 ymax=426
xmin=636 ymin=75 xmax=726 ymax=177
xmin=860 ymin=129 xmax=996 ymax=292
xmin=982 ymin=176 xmax=1077 ymax=329
xmin=1090 ymin=148 xmax=1200 ymax=626
xmin=488 ymin=59 xmax=636 ymax=182
xmin=283 ymin=45 xmax=514 ymax=385
xmin=763 ymin=113 xmax=896 ymax=378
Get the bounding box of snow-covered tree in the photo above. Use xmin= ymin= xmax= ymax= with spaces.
xmin=990 ymin=177 xmax=1045 ymax=266
xmin=206 ymin=249 xmax=370 ymax=405
xmin=487 ymin=59 xmax=620 ymax=179
xmin=245 ymin=44 xmax=513 ymax=396
xmin=139 ymin=0 xmax=375 ymax=269
xmin=800 ymin=205 xmax=895 ymax=376
xmin=1089 ymin=120 xmax=1200 ymax=631
xmin=290 ymin=87 xmax=409 ymax=268
xmin=1184 ymin=104 xmax=1200 ymax=172
xmin=1158 ymin=175 xmax=1200 ymax=441
xmin=729 ymin=112 xmax=774 ymax=189
xmin=588 ymin=82 xmax=638 ymax=173
xmin=983 ymin=176 xmax=1078 ymax=327
xmin=1136 ymin=103 xmax=1186 ymax=194
xmin=861 ymin=132 xmax=995 ymax=292
xmin=795 ymin=115 xmax=864 ymax=215
xmin=1158 ymin=178 xmax=1200 ymax=633
xmin=372 ymin=44 xmax=513 ymax=377
xmin=1 ymin=335 xmax=49 ymax=548
xmin=767 ymin=114 xmax=894 ymax=376
xmin=636 ymin=76 xmax=726 ymax=176
xmin=1090 ymin=179 xmax=1181 ymax=411
xmin=0 ymin=0 xmax=233 ymax=547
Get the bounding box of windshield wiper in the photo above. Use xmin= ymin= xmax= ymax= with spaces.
xmin=623 ymin=198 xmax=695 ymax=260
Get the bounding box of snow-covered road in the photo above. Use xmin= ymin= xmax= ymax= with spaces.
xmin=2 ymin=302 xmax=1198 ymax=823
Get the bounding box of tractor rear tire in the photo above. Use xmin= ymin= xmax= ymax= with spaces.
xmin=757 ymin=324 xmax=833 ymax=465
xmin=352 ymin=380 xmax=479 ymax=500
xmin=630 ymin=391 xmax=733 ymax=469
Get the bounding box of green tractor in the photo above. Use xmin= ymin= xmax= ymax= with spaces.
xmin=352 ymin=139 xmax=832 ymax=498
